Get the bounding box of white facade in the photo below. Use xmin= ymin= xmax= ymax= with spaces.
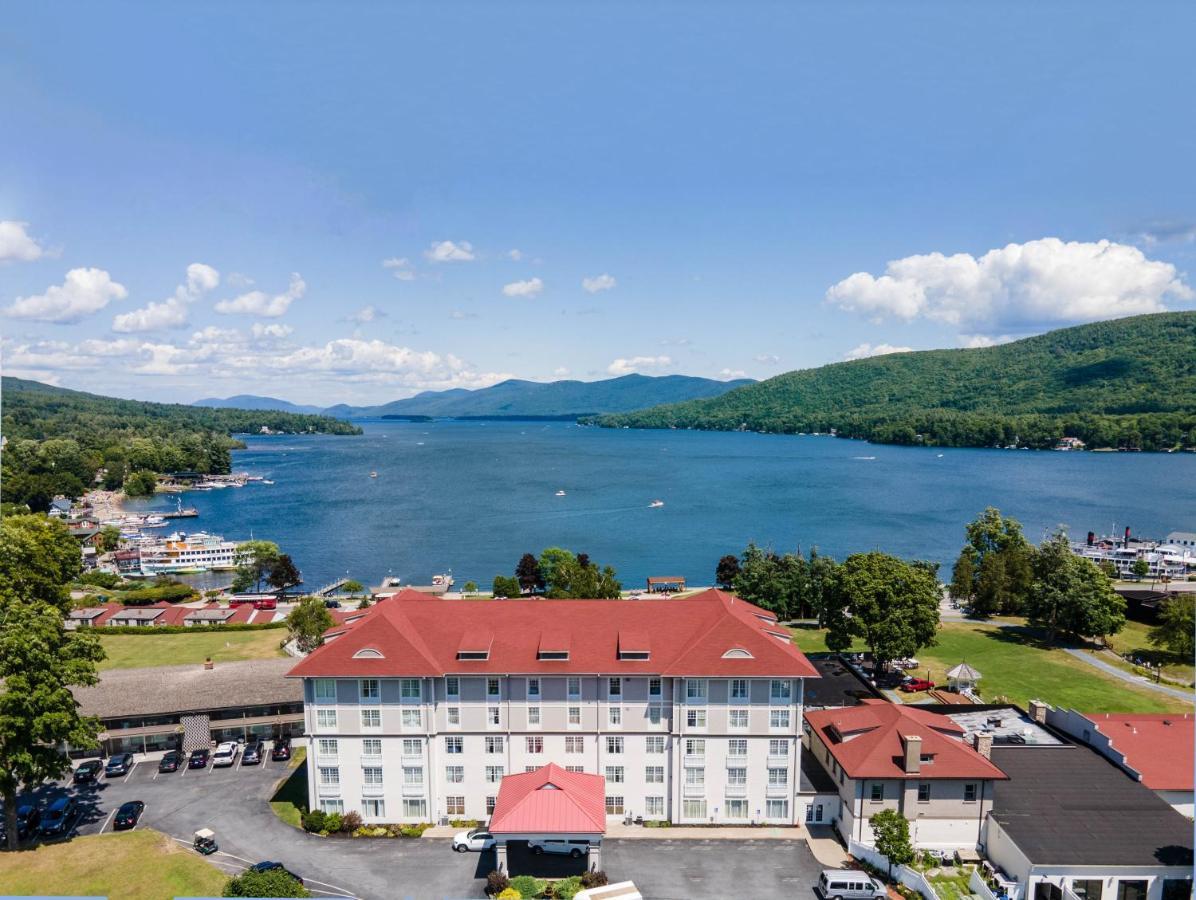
xmin=299 ymin=673 xmax=805 ymax=825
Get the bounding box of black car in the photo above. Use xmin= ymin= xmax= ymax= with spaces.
xmin=241 ymin=741 xmax=265 ymax=765
xmin=105 ymin=752 xmax=134 ymax=776
xmin=158 ymin=750 xmax=181 ymax=773
xmin=249 ymin=861 xmax=304 ymax=885
xmin=73 ymin=759 xmax=103 ymax=784
xmin=270 ymin=736 xmax=292 ymax=762
xmin=38 ymin=796 xmax=78 ymax=838
xmin=323 ymin=598 xmax=341 ymax=608
xmin=188 ymin=748 xmax=210 ymax=769
xmin=113 ymin=800 xmax=145 ymax=830
xmin=0 ymin=804 xmax=40 ymax=843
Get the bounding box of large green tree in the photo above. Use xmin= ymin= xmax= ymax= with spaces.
xmin=728 ymin=543 xmax=835 ymax=621
xmin=950 ymin=507 xmax=1034 ymax=617
xmin=515 ymin=553 xmax=544 ymax=594
xmin=267 ymin=553 xmax=303 ymax=593
xmin=869 ymin=809 xmax=914 ymax=880
xmin=823 ymin=551 xmax=940 ymax=673
xmin=231 ymin=540 xmax=281 ymax=593
xmin=1150 ymin=594 xmax=1196 ymax=661
xmin=1026 ymin=532 xmax=1126 ymax=644
xmin=286 ymin=596 xmax=335 ymax=654
xmin=0 ymin=515 xmax=105 ymax=849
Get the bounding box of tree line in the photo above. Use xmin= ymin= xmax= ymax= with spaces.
xmin=492 ymin=547 xmax=622 ymax=599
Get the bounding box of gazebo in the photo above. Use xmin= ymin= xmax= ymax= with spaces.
xmin=489 ymin=763 xmax=607 ymax=874
xmin=946 ymin=662 xmax=982 ymax=694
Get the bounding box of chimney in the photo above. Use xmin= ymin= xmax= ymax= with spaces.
xmin=1124 ymin=526 xmax=1131 ymax=546
xmin=203 ymin=657 xmax=214 ymax=670
xmin=901 ymin=734 xmax=922 ymax=774
xmin=1028 ymin=699 xmax=1048 ymax=723
xmin=973 ymin=732 xmax=993 ymax=759
xmin=1087 ymin=531 xmax=1095 ymax=547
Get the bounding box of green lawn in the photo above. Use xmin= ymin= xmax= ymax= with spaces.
xmin=0 ymin=830 xmax=227 ymax=900
xmin=99 ymin=629 xmax=287 ymax=669
xmin=1098 ymin=618 xmax=1194 ymax=685
xmin=270 ymin=747 xmax=308 ymax=828
xmin=788 ymin=623 xmax=865 ymax=653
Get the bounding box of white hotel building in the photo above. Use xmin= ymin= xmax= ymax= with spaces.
xmin=288 ymin=588 xmax=819 ymax=825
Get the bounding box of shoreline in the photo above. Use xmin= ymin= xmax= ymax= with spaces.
xmin=82 ymin=489 xmax=128 ymax=521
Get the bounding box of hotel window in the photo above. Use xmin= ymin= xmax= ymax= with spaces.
xmin=729 ymin=709 xmax=749 ymax=729
xmin=486 ymin=796 xmax=497 ymax=815
xmin=568 ymin=677 xmax=581 ymax=699
xmin=314 ymin=679 xmax=337 ymax=702
xmin=526 ymin=736 xmax=543 ymax=754
xmin=487 ymin=678 xmax=500 ymax=698
xmin=683 ymin=799 xmax=707 ymax=819
xmin=645 ymin=796 xmax=665 ymax=818
xmin=608 ymin=677 xmax=622 ymax=697
xmin=648 ymin=705 xmax=663 ymax=725
xmin=360 ymin=679 xmax=380 ymax=702
xmin=766 ymin=799 xmax=789 ymax=819
xmin=609 ymin=706 xmax=622 ymax=727
xmin=400 ymin=678 xmax=421 ymax=700
xmin=525 ymin=766 xmax=539 ymax=774
xmin=646 ymin=765 xmax=664 ymax=783
xmin=447 ymin=707 xmax=461 ymax=726
xmin=770 ymin=679 xmax=791 ymax=702
xmin=318 ymin=766 xmax=340 ymax=788
xmin=725 ymin=799 xmax=749 ymax=819
xmin=605 ymin=796 xmax=624 ymax=815
xmin=769 ymin=738 xmax=787 ymax=756
xmin=403 ymin=766 xmax=423 ymax=785
xmin=964 ymin=783 xmax=978 ymax=802
xmin=487 ymin=706 xmax=501 ymax=726
xmin=870 ymin=783 xmax=884 ymax=802
xmin=646 ymin=736 xmax=665 ymax=754
xmin=606 ymin=736 xmax=624 ymax=754
xmin=686 ymin=709 xmax=707 ymax=728
xmin=1118 ymin=884 xmax=1148 ymax=900
xmin=402 ymin=799 xmax=426 ymax=819
xmin=685 ymin=767 xmax=705 ymax=786
xmin=568 ymin=706 xmax=582 ymax=727
xmin=768 ymin=767 xmax=788 ymax=786
xmin=485 ymin=765 xmax=504 ymax=783
xmin=917 ymin=783 xmax=931 ymax=802
xmin=445 ymin=676 xmax=459 ymax=698
xmin=685 ymin=738 xmax=705 ymax=757
xmin=727 ymin=767 xmax=747 ymax=786
xmin=649 ymin=677 xmax=662 ymax=697
xmin=1073 ymin=883 xmax=1104 ymax=900
xmin=317 ymin=738 xmax=338 ymax=758
xmin=605 ymin=766 xmax=624 ymax=783
xmin=446 ymin=796 xmax=465 ymax=816
xmin=485 ymin=736 xmax=504 ymax=754
xmin=316 ymin=709 xmax=337 ymax=729
xmin=360 ymin=709 xmax=381 ymax=730
xmin=362 ymin=767 xmax=384 ymax=787
xmin=686 ymin=679 xmax=707 ymax=701
xmin=401 ymin=708 xmax=422 ymax=728
xmin=527 ymin=677 xmax=540 ymax=698
xmin=446 ymin=765 xmax=464 ymax=783
xmin=362 ymin=738 xmax=382 ymax=758
xmin=445 ymin=736 xmax=463 ymax=754
xmin=566 ymin=736 xmax=585 ymax=753
xmin=319 ymin=798 xmax=344 ymax=814
xmin=728 ymin=739 xmax=748 ymax=757
xmin=566 ymin=765 xmax=585 ymax=773
xmin=769 ymin=709 xmax=791 ymax=729
xmin=730 ymin=678 xmax=749 ymax=700
xmin=528 ymin=705 xmax=541 ymax=726
xmin=401 ymin=738 xmax=421 ymax=756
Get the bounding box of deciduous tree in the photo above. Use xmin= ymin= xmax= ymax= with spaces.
xmin=954 ymin=507 xmax=1033 ymax=617
xmin=1027 ymin=532 xmax=1126 ymax=644
xmin=869 ymin=808 xmax=914 ymax=880
xmin=1150 ymin=594 xmax=1195 ymax=661
xmin=516 ymin=553 xmax=544 ymax=594
xmin=267 ymin=553 xmax=302 ymax=592
xmin=715 ymin=554 xmax=741 ymax=590
xmin=286 ymin=596 xmax=335 ymax=654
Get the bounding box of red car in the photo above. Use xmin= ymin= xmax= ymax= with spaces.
xmin=253 ymin=597 xmax=277 ymax=610
xmin=900 ymin=678 xmax=935 ymax=693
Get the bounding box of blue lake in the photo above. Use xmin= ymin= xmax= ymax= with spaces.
xmin=125 ymin=420 xmax=1196 ymax=590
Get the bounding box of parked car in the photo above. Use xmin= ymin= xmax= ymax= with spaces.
xmin=105 ymin=752 xmax=134 ymax=776
xmin=452 ymin=827 xmax=495 ymax=852
xmin=0 ymin=804 xmax=41 ymax=843
xmin=241 ymin=741 xmax=265 ymax=765
xmin=249 ymin=861 xmax=303 ymax=885
xmin=211 ymin=742 xmax=239 ymax=768
xmin=158 ymin=750 xmax=181 ymax=773
xmin=271 ymin=736 xmax=292 ymax=762
xmin=73 ymin=759 xmax=103 ymax=784
xmin=253 ymin=597 xmax=277 ymax=610
xmin=529 ymin=838 xmax=590 ymax=858
xmin=38 ymin=796 xmax=79 ymax=838
xmin=815 ymin=869 xmax=886 ymax=900
xmin=899 ymin=678 xmax=935 ymax=693
xmin=188 ymin=748 xmax=211 ymax=769
xmin=113 ymin=800 xmax=145 ymax=830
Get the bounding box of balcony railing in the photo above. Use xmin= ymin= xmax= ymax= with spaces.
xmin=682 ymin=783 xmax=706 ymax=798
xmin=724 ymin=783 xmax=748 ymax=798
xmin=683 ymin=754 xmax=705 ymax=767
xmin=766 ymin=754 xmax=789 ymax=767
xmin=401 ymin=782 xmax=426 ymax=797
xmin=362 ymin=782 xmax=385 ymax=797
xmin=725 ymin=755 xmax=748 ymax=767
xmin=765 ymin=782 xmax=789 ymax=798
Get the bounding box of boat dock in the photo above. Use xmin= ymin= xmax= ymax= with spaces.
xmin=313 ymin=578 xmax=352 ymax=597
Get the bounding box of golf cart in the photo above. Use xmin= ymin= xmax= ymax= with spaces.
xmin=193 ymin=828 xmax=218 ymax=855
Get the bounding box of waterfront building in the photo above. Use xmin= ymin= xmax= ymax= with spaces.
xmin=288 ymin=588 xmax=818 ymax=825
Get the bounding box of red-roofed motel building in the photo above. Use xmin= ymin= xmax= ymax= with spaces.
xmin=287 ymin=588 xmax=819 ymax=826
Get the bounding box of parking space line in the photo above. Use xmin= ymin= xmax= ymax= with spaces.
xmin=127 ymin=760 xmax=139 ymax=780
xmin=98 ymin=809 xmax=115 ymax=835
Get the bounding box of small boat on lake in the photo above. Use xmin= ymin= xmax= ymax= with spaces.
xmin=555 ymin=490 xmax=567 ymax=496
xmin=649 ymin=499 xmax=664 ymax=508
xmin=369 ymin=471 xmax=378 ymax=478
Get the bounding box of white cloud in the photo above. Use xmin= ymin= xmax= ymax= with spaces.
xmin=719 ymin=368 xmax=747 ymax=379
xmin=382 ymin=257 xmax=416 ymax=281
xmin=502 ymin=277 xmax=544 ymax=298
xmin=424 ymin=240 xmax=475 ymax=263
xmin=346 ymin=305 xmax=384 ymax=324
xmin=1129 ymin=221 xmax=1196 ymax=246
xmin=113 ymin=262 xmax=220 ymax=333
xmin=508 ymin=249 xmax=523 ymax=261
xmin=754 ymin=353 xmax=780 ymax=364
xmin=826 ymin=238 xmax=1193 ymax=331
xmin=450 ymin=310 xmax=478 ymax=320
xmin=582 ymin=273 xmax=616 ymax=294
xmin=958 ymin=333 xmax=1017 ymax=349
xmin=215 ymin=273 xmax=305 ymax=317
xmin=607 ymin=355 xmax=673 ymax=376
xmin=0 ymin=220 xmax=46 ymax=263
xmin=251 ymin=322 xmax=293 ymax=340
xmin=5 ymin=268 xmax=127 ymax=323
xmin=843 ymin=342 xmax=914 ymax=361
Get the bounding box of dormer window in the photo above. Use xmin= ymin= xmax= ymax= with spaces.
xmin=618 ymin=650 xmax=650 ymax=660
xmin=458 ymin=626 xmax=492 ymax=661
xmin=352 ymin=648 xmax=384 ymax=659
xmin=457 ymin=650 xmax=489 ymax=661
xmin=617 ymin=630 xmax=649 ymax=661
xmin=537 ymin=650 xmax=569 ymax=661
xmin=722 ymin=648 xmax=754 ymax=659
xmin=538 ymin=628 xmax=570 ymax=661
xmin=765 ymin=630 xmax=791 ymax=643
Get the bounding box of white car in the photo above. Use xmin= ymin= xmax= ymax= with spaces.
xmin=211 ymin=741 xmax=239 ymax=768
xmin=529 ymin=838 xmax=590 ymax=858
xmin=452 ymin=827 xmax=495 ymax=852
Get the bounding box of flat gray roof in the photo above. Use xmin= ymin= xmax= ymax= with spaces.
xmin=947 ymin=708 xmax=1061 ymax=746
xmin=110 ymin=608 xmax=164 ymax=621
xmin=185 ymin=609 xmax=235 ymax=621
xmin=73 ymin=657 xmax=302 ymax=720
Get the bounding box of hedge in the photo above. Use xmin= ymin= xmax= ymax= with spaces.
xmin=93 ymin=621 xmax=288 ymax=635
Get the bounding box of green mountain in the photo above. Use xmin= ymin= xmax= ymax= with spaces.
xmin=592 ymin=312 xmax=1196 ymax=451
xmin=193 ymin=394 xmax=325 ymax=415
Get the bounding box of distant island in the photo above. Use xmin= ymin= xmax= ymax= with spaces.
xmin=590 ymin=312 xmax=1196 ymax=452
xmin=195 ymin=373 xmax=755 ymax=419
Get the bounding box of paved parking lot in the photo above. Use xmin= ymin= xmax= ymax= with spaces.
xmin=14 ymin=754 xmax=822 ymax=899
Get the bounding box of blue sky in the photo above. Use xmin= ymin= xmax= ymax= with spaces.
xmin=2 ymin=1 xmax=1195 ymax=405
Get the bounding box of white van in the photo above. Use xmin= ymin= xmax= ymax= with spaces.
xmin=528 ymin=838 xmax=592 ymax=858
xmin=816 ymin=870 xmax=887 ymax=900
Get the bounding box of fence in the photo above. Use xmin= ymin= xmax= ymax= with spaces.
xmin=847 ymin=840 xmax=940 ymax=900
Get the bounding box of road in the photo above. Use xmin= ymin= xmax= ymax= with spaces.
xmin=1062 ymin=647 xmax=1194 ymax=701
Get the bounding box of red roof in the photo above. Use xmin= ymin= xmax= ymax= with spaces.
xmin=290 ymin=588 xmax=817 ymax=678
xmin=488 ymin=763 xmax=606 ymax=835
xmin=1087 ymin=713 xmax=1194 ymax=791
xmin=804 ymin=699 xmax=1008 ymax=781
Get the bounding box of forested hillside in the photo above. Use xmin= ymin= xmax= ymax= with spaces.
xmin=1 ymin=377 xmax=360 ymax=510
xmin=592 ymin=313 xmax=1196 ymax=451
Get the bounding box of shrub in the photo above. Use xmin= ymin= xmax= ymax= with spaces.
xmin=78 ymin=571 xmax=125 ymax=589
xmin=497 ymin=890 xmax=522 ymax=900
xmin=552 ymin=876 xmax=584 ymax=900
xmin=486 ymin=870 xmax=511 ymax=896
xmin=340 ymin=810 xmax=362 ymax=833
xmin=509 ymin=876 xmax=546 ymax=899
xmin=301 ymin=809 xmax=326 ymax=833
xmin=450 ymin=818 xmax=481 ymax=829
xmin=322 ymin=812 xmax=343 ymax=834
xmin=580 ymin=871 xmax=609 ymax=889
xmin=224 ymin=867 xmax=311 ymax=897
xmin=642 ymin=819 xmax=669 ymax=828
xmin=398 ymin=822 xmax=433 ymax=837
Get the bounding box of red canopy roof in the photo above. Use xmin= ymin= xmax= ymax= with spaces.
xmin=489 ymin=764 xmax=606 ymax=835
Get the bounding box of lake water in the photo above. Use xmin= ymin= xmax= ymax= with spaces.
xmin=124 ymin=419 xmax=1196 ymax=591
